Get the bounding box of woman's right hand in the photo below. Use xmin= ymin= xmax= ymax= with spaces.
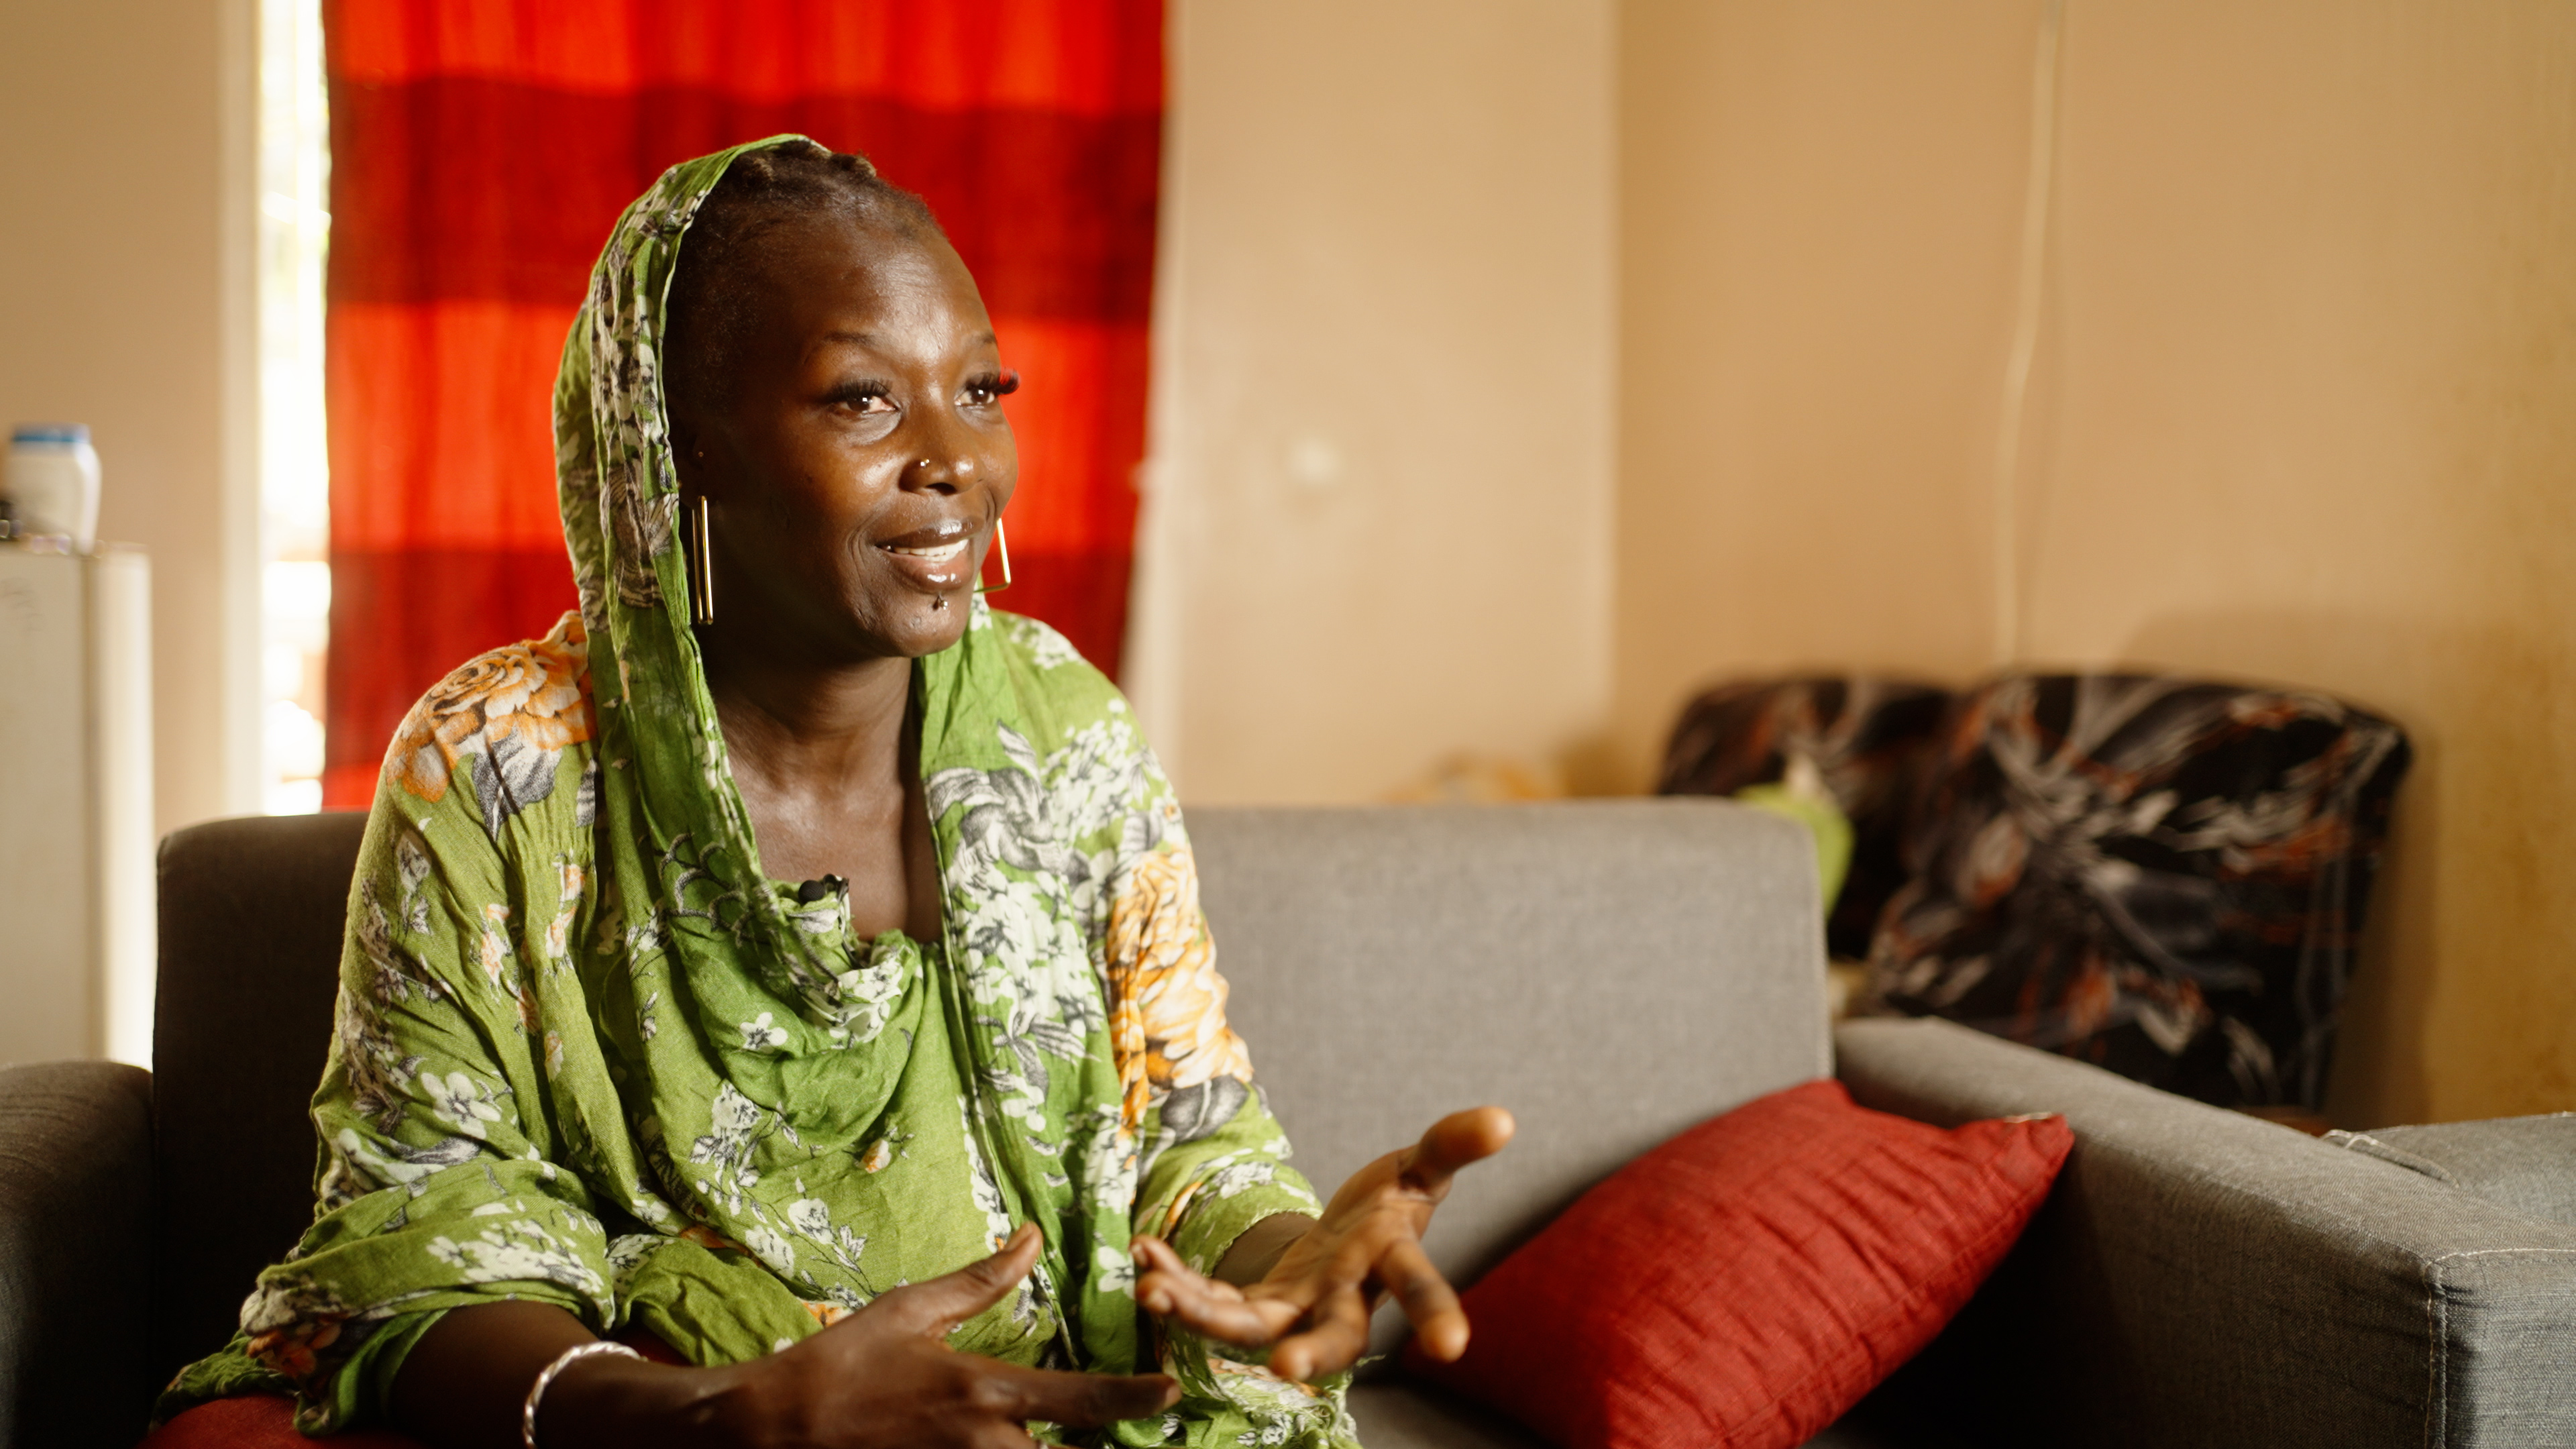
xmin=409 ymin=1224 xmax=1175 ymax=1449
xmin=672 ymin=1222 xmax=1178 ymax=1448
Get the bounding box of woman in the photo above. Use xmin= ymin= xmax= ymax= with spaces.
xmin=154 ymin=138 xmax=1509 ymax=1448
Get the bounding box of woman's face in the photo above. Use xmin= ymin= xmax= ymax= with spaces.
xmin=673 ymin=210 xmax=1018 ymax=663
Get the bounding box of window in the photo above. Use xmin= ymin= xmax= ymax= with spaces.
xmin=258 ymin=0 xmax=329 ymax=814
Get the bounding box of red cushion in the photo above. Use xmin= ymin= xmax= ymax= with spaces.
xmin=1405 ymin=1079 xmax=2072 ymax=1449
xmin=142 ymin=1396 xmax=425 ymax=1449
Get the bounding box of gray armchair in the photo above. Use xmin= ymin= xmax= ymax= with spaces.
xmin=3 ymin=804 xmax=2569 ymax=1448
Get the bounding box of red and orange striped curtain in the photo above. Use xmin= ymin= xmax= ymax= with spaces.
xmin=321 ymin=1 xmax=1162 ymax=806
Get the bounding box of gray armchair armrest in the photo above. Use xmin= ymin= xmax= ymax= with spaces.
xmin=1835 ymin=1018 xmax=2576 ymax=1449
xmin=0 ymin=1061 xmax=154 ymax=1449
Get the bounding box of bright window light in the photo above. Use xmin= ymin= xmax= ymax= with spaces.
xmin=258 ymin=0 xmax=329 ymax=815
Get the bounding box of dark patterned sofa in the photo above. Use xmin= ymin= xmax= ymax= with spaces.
xmin=1662 ymin=672 xmax=2412 ymax=1114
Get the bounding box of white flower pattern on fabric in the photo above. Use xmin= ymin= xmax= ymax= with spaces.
xmin=833 ymin=937 xmax=913 ymax=1046
xmin=689 ymin=1081 xmax=768 ymax=1213
xmin=740 ymin=1223 xmax=796 ymax=1275
xmin=1001 ymin=612 xmax=1081 ymax=671
xmin=1093 ymin=1242 xmax=1138 ymax=1297
xmin=1209 ymin=1160 xmax=1281 ymax=1200
xmin=1073 ymin=1104 xmax=1140 ymax=1226
xmin=958 ymin=1113 xmax=1042 ymax=1332
xmin=425 ymin=1218 xmax=606 ymax=1297
xmin=921 ymin=709 xmax=1343 ymax=1442
xmin=334 ymin=985 xmax=425 ymax=1134
xmin=606 ymin=1232 xmax=660 ymax=1285
xmin=423 ymin=1071 xmax=506 ymax=1139
xmin=328 ymin=1126 xmax=480 ymax=1197
xmin=928 ymin=718 xmax=1167 ymax=1126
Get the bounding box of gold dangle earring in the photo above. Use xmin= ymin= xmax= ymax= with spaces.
xmin=976 ymin=517 xmax=1013 ymax=595
xmin=685 ymin=494 xmax=716 ymax=626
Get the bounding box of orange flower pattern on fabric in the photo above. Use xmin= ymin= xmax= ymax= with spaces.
xmin=544 ymin=861 xmax=585 ymax=965
xmin=678 ymin=1222 xmax=743 ymax=1254
xmin=1105 ymin=847 xmax=1254 ymax=1134
xmin=480 ymin=904 xmax=514 ymax=991
xmin=803 ymin=1300 xmax=854 ymax=1329
xmin=388 ymin=613 xmax=594 ymax=836
xmin=245 ymin=1317 xmax=344 ymax=1382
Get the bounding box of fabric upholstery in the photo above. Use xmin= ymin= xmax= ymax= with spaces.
xmin=1348 ymin=1381 xmax=1548 ymax=1449
xmin=1405 ymin=1079 xmax=2070 ymax=1449
xmin=1187 ymin=801 xmax=1831 ymax=1318
xmin=152 ymin=812 xmax=370 ymax=1391
xmin=1866 ymin=674 xmax=2411 ymax=1110
xmin=1346 ymin=1381 xmax=1936 ymax=1449
xmin=1655 ymin=676 xmax=1951 ymax=959
xmin=2328 ymin=1115 xmax=2576 ymax=1231
xmin=1837 ymin=1016 xmax=2576 ymax=1448
xmin=0 ymin=1060 xmax=156 ymax=1449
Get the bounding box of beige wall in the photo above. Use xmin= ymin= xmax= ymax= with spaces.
xmin=1134 ymin=0 xmax=1619 ymax=802
xmin=1613 ymin=0 xmax=2044 ymax=777
xmin=2027 ymin=1 xmax=2576 ymax=1126
xmin=1615 ymin=0 xmax=2576 ymax=1125
xmin=0 ymin=0 xmax=259 ymax=840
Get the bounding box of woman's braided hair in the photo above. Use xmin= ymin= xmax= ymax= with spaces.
xmin=664 ymin=139 xmax=945 ymax=406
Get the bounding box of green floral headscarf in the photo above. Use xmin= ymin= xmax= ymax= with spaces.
xmin=162 ymin=138 xmax=1355 ymax=1449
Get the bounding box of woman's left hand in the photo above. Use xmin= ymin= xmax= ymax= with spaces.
xmin=1129 ymin=1106 xmax=1515 ymax=1383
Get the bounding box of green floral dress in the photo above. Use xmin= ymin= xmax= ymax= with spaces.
xmin=160 ymin=137 xmax=1355 ymax=1448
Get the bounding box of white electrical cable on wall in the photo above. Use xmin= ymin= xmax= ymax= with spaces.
xmin=1992 ymin=0 xmax=2066 ymax=669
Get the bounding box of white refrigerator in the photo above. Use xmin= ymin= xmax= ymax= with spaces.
xmin=0 ymin=546 xmax=154 ymax=1066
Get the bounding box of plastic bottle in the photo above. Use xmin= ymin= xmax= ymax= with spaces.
xmin=5 ymin=423 xmax=102 ymax=552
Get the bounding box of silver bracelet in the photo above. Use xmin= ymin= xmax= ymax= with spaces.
xmin=522 ymin=1340 xmax=644 ymax=1449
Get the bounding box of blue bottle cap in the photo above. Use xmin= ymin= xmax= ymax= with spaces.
xmin=11 ymin=424 xmax=90 ymax=445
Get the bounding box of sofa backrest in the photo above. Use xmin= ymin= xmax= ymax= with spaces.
xmin=152 ymin=810 xmax=370 ymax=1387
xmin=147 ymin=800 xmax=1830 ymax=1379
xmin=1188 ymin=801 xmax=1830 ymax=1292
